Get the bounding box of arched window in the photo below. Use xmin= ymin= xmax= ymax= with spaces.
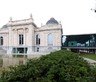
xmin=48 ymin=33 xmax=53 ymax=45
xmin=0 ymin=36 xmax=3 ymax=45
xmin=36 ymin=34 xmax=40 ymax=45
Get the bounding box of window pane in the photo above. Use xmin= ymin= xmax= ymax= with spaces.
xmin=19 ymin=34 xmax=24 ymax=45
xmin=0 ymin=37 xmax=3 ymax=45
xmin=36 ymin=34 xmax=40 ymax=45
xmin=48 ymin=33 xmax=53 ymax=45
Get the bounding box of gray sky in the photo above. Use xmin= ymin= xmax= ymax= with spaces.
xmin=0 ymin=0 xmax=96 ymax=35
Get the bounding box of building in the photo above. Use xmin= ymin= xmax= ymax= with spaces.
xmin=0 ymin=15 xmax=62 ymax=55
xmin=62 ymin=34 xmax=96 ymax=53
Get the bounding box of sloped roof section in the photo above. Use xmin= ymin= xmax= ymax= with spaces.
xmin=2 ymin=24 xmax=8 ymax=29
xmin=46 ymin=17 xmax=59 ymax=25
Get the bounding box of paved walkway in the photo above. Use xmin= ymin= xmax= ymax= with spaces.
xmin=84 ymin=58 xmax=96 ymax=63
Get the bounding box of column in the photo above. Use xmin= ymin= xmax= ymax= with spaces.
xmin=27 ymin=26 xmax=34 ymax=54
xmin=24 ymin=28 xmax=26 ymax=54
xmin=7 ymin=26 xmax=12 ymax=54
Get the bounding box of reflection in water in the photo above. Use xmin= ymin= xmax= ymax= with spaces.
xmin=0 ymin=57 xmax=28 ymax=68
xmin=0 ymin=59 xmax=3 ymax=67
xmin=19 ymin=60 xmax=23 ymax=65
xmin=0 ymin=54 xmax=45 ymax=68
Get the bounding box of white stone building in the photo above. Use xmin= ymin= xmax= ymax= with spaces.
xmin=0 ymin=15 xmax=62 ymax=55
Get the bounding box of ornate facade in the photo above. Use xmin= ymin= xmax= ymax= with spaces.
xmin=0 ymin=15 xmax=62 ymax=55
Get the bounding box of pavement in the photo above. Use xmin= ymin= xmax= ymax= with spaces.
xmin=84 ymin=58 xmax=96 ymax=63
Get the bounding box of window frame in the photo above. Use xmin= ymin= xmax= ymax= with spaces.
xmin=0 ymin=36 xmax=3 ymax=46
xmin=48 ymin=33 xmax=53 ymax=46
xmin=36 ymin=34 xmax=40 ymax=45
xmin=19 ymin=34 xmax=24 ymax=45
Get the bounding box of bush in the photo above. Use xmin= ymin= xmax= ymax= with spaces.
xmin=0 ymin=50 xmax=96 ymax=82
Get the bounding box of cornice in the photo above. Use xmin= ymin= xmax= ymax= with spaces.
xmin=8 ymin=22 xmax=37 ymax=27
xmin=8 ymin=23 xmax=32 ymax=27
xmin=8 ymin=18 xmax=37 ymax=27
xmin=0 ymin=31 xmax=9 ymax=34
xmin=35 ymin=28 xmax=62 ymax=32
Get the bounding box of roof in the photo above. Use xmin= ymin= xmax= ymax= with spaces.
xmin=1 ymin=24 xmax=8 ymax=29
xmin=46 ymin=17 xmax=59 ymax=25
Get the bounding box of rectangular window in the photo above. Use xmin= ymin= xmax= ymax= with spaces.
xmin=36 ymin=35 xmax=40 ymax=45
xmin=19 ymin=34 xmax=24 ymax=45
xmin=0 ymin=37 xmax=3 ymax=46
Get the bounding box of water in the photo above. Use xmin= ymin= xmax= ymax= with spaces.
xmin=0 ymin=57 xmax=28 ymax=68
xmin=0 ymin=52 xmax=48 ymax=68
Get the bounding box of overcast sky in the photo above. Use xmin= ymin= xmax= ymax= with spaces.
xmin=0 ymin=0 xmax=96 ymax=35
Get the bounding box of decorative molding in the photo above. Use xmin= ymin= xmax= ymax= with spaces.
xmin=8 ymin=23 xmax=33 ymax=27
xmin=35 ymin=28 xmax=61 ymax=32
xmin=8 ymin=18 xmax=37 ymax=27
xmin=8 ymin=22 xmax=37 ymax=27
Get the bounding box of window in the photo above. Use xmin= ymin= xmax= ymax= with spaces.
xmin=36 ymin=34 xmax=40 ymax=45
xmin=19 ymin=34 xmax=24 ymax=45
xmin=13 ymin=48 xmax=27 ymax=53
xmin=37 ymin=48 xmax=39 ymax=52
xmin=48 ymin=33 xmax=53 ymax=45
xmin=0 ymin=36 xmax=3 ymax=45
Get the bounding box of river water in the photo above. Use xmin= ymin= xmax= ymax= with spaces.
xmin=0 ymin=57 xmax=28 ymax=68
xmin=0 ymin=53 xmax=48 ymax=68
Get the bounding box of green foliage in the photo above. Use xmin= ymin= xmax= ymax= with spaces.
xmin=0 ymin=50 xmax=96 ymax=82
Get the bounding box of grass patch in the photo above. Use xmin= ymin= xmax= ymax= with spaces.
xmin=80 ymin=54 xmax=96 ymax=60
